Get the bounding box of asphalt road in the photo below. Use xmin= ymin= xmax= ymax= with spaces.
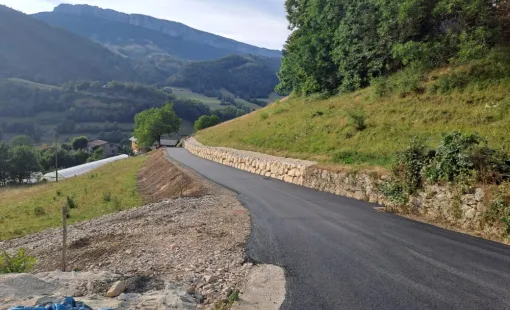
xmin=167 ymin=148 xmax=510 ymax=310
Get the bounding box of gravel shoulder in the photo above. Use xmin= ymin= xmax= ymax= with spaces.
xmin=0 ymin=150 xmax=262 ymax=309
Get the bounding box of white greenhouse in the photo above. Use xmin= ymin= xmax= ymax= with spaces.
xmin=43 ymin=154 xmax=129 ymax=182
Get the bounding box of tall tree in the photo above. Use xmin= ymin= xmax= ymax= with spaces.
xmin=134 ymin=103 xmax=181 ymax=147
xmin=10 ymin=135 xmax=33 ymax=147
xmin=72 ymin=136 xmax=89 ymax=150
xmin=277 ymin=0 xmax=503 ymax=95
xmin=8 ymin=145 xmax=40 ymax=184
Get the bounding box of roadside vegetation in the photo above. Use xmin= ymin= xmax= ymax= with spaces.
xmin=196 ymin=55 xmax=510 ymax=168
xmin=0 ymin=156 xmax=145 ymax=240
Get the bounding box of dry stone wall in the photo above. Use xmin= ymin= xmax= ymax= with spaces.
xmin=185 ymin=138 xmax=502 ymax=237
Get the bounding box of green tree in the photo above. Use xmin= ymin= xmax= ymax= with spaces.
xmin=72 ymin=136 xmax=89 ymax=150
xmin=0 ymin=142 xmax=9 ymax=186
xmin=11 ymin=135 xmax=33 ymax=147
xmin=277 ymin=0 xmax=503 ymax=95
xmin=194 ymin=115 xmax=221 ymax=131
xmin=87 ymin=148 xmax=104 ymax=162
xmin=8 ymin=145 xmax=41 ymax=184
xmin=134 ymin=103 xmax=181 ymax=147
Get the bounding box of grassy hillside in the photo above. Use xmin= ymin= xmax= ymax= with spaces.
xmin=169 ymin=87 xmax=265 ymax=111
xmin=0 ymin=156 xmax=145 ymax=240
xmin=196 ymin=56 xmax=510 ymax=169
xmin=0 ymin=6 xmax=138 ymax=85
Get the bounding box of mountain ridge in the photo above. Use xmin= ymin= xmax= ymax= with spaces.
xmin=0 ymin=5 xmax=139 ymax=85
xmin=49 ymin=4 xmax=281 ymax=58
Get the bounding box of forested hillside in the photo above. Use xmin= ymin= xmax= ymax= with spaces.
xmin=168 ymin=55 xmax=281 ymax=100
xmin=0 ymin=6 xmax=138 ymax=85
xmin=198 ymin=0 xmax=510 ymax=167
xmin=0 ymin=79 xmax=250 ymax=144
xmin=277 ymin=0 xmax=510 ymax=95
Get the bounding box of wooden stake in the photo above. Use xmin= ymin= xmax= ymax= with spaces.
xmin=62 ymin=206 xmax=68 ymax=272
xmin=180 ymin=172 xmax=184 ymax=197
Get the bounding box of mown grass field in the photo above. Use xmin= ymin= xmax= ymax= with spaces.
xmin=0 ymin=156 xmax=146 ymax=240
xmin=170 ymin=87 xmax=265 ymax=111
xmin=196 ymin=70 xmax=510 ymax=169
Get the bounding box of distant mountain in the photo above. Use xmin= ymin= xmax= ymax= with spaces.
xmin=34 ymin=4 xmax=282 ymax=60
xmin=168 ymin=55 xmax=281 ymax=99
xmin=0 ymin=5 xmax=138 ymax=85
xmin=33 ymin=12 xmax=240 ymax=61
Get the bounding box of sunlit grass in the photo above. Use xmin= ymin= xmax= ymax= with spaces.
xmin=0 ymin=156 xmax=146 ymax=240
xmin=196 ymin=73 xmax=510 ymax=169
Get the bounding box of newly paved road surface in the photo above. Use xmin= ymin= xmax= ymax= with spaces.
xmin=167 ymin=148 xmax=510 ymax=310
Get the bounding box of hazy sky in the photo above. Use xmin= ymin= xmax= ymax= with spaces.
xmin=0 ymin=0 xmax=289 ymax=50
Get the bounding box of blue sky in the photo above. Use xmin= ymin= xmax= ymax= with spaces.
xmin=0 ymin=0 xmax=289 ymax=49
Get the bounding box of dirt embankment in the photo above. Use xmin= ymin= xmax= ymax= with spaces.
xmin=137 ymin=149 xmax=212 ymax=202
xmin=0 ymin=149 xmax=253 ymax=309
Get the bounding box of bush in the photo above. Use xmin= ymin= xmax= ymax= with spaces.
xmin=390 ymin=132 xmax=510 ymax=193
xmin=393 ymin=137 xmax=429 ymax=195
xmin=484 ymin=198 xmax=510 ymax=235
xmin=371 ymin=76 xmax=391 ymax=99
xmin=347 ymin=109 xmax=366 ymax=131
xmin=390 ymin=67 xmax=425 ymax=97
xmin=0 ymin=248 xmax=36 ymax=274
xmin=259 ymin=112 xmax=269 ymax=120
xmin=380 ymin=182 xmax=408 ymax=206
xmin=66 ymin=196 xmax=77 ymax=209
xmin=112 ymin=197 xmax=122 ymax=210
xmin=425 ymin=132 xmax=484 ymax=184
xmin=103 ymin=191 xmax=112 ymax=203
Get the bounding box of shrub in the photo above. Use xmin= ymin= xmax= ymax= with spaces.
xmin=259 ymin=112 xmax=269 ymax=120
xmin=390 ymin=67 xmax=425 ymax=97
xmin=371 ymin=76 xmax=391 ymax=99
xmin=347 ymin=109 xmax=366 ymax=131
xmin=470 ymin=147 xmax=510 ymax=184
xmin=484 ymin=198 xmax=510 ymax=235
xmin=112 ymin=197 xmax=122 ymax=211
xmin=66 ymin=196 xmax=77 ymax=209
xmin=380 ymin=182 xmax=408 ymax=206
xmin=102 ymin=191 xmax=112 ymax=203
xmin=0 ymin=248 xmax=36 ymax=274
xmin=425 ymin=132 xmax=484 ymax=184
xmin=393 ymin=137 xmax=429 ymax=195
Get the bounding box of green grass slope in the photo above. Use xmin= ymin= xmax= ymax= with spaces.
xmin=196 ymin=56 xmax=510 ymax=169
xmin=0 ymin=156 xmax=145 ymax=240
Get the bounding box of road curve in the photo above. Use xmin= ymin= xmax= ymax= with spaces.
xmin=167 ymin=148 xmax=510 ymax=310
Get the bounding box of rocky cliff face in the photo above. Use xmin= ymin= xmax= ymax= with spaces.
xmin=52 ymin=4 xmax=281 ymax=58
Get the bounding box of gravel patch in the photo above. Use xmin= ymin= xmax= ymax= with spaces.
xmin=1 ymin=152 xmax=253 ymax=309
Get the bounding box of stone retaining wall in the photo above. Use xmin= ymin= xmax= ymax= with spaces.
xmin=185 ymin=137 xmax=503 ymax=237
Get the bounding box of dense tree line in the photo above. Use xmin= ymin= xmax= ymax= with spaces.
xmin=168 ymin=55 xmax=281 ymax=100
xmin=0 ymin=78 xmax=251 ymax=141
xmin=194 ymin=115 xmax=221 ymax=131
xmin=277 ymin=0 xmax=510 ymax=95
xmin=0 ymin=134 xmax=133 ymax=186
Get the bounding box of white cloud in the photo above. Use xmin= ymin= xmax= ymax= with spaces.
xmin=0 ymin=0 xmax=289 ymax=49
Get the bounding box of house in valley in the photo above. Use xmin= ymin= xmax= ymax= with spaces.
xmin=87 ymin=140 xmax=119 ymax=158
